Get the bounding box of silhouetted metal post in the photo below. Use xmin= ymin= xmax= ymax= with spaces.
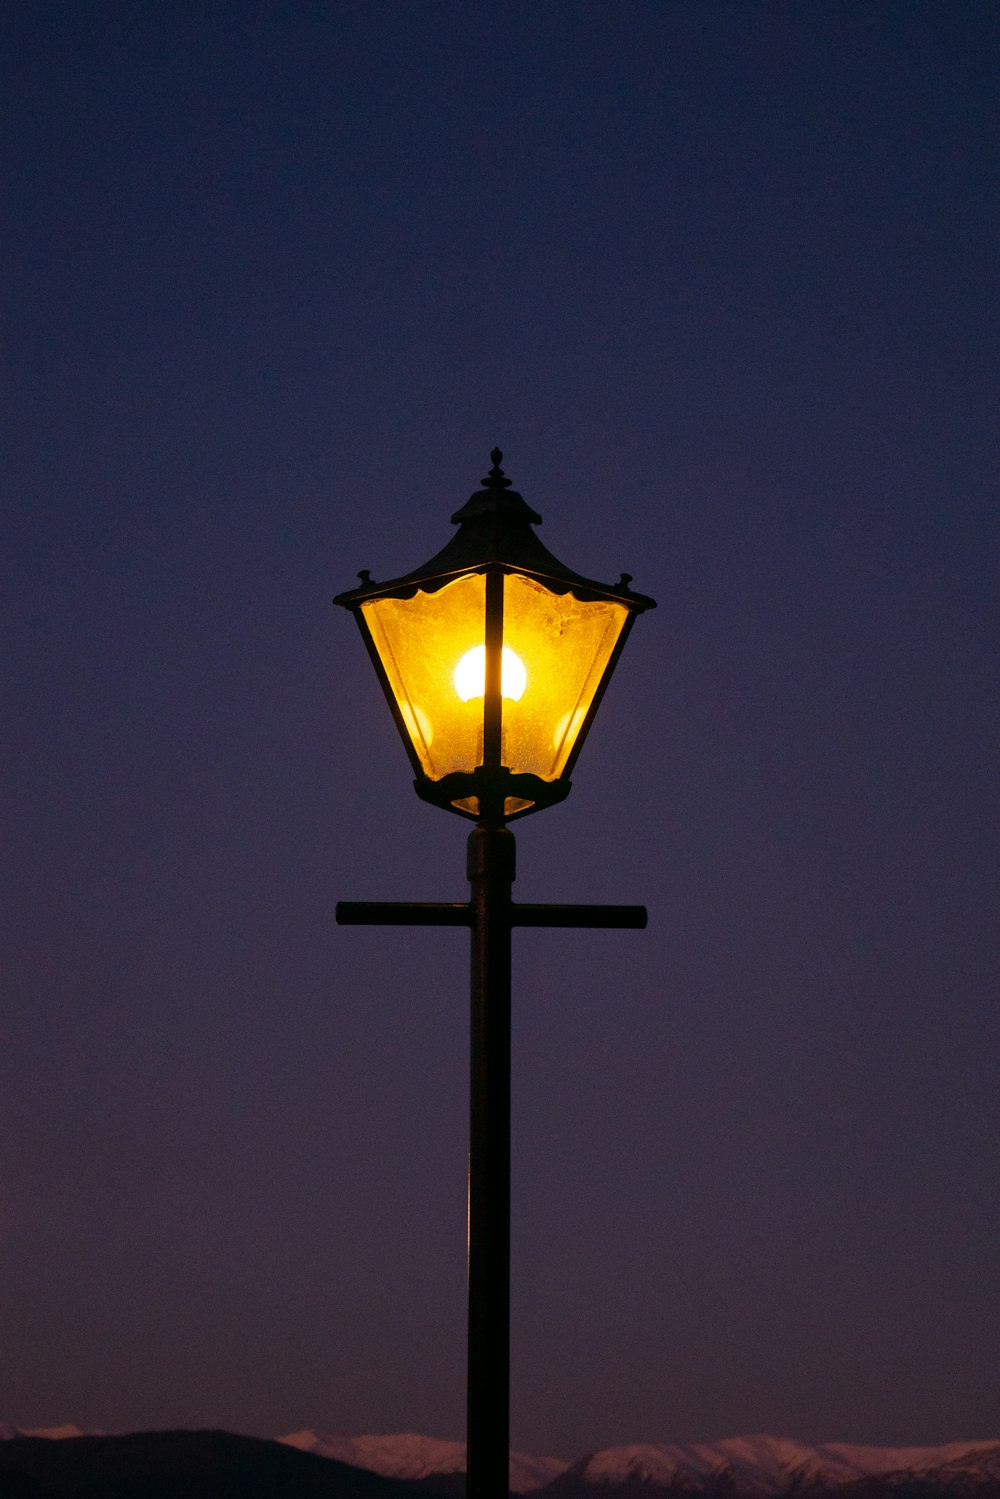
xmin=338 ymin=830 xmax=647 ymax=1499
xmin=466 ymin=824 xmax=515 ymax=1499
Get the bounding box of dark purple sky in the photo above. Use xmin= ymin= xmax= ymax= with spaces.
xmin=2 ymin=0 xmax=997 ymax=1461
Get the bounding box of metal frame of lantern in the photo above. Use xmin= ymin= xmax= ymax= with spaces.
xmin=334 ymin=452 xmax=655 ymax=1499
xmin=333 ymin=450 xmax=654 ymax=828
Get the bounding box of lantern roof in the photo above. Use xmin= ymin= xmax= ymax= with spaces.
xmin=334 ymin=450 xmax=656 ymax=613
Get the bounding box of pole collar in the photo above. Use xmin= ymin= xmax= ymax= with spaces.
xmin=467 ymin=825 xmax=517 ymax=884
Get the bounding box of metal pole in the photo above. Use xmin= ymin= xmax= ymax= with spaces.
xmin=336 ymin=831 xmax=645 ymax=1499
xmin=466 ymin=822 xmax=515 ymax=1499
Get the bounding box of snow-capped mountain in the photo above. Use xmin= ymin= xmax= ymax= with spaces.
xmin=3 ymin=1427 xmax=999 ymax=1498
xmin=546 ymin=1438 xmax=1000 ymax=1499
xmin=279 ymin=1430 xmax=569 ymax=1494
xmin=273 ymin=1433 xmax=1000 ymax=1498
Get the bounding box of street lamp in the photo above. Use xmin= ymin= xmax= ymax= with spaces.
xmin=334 ymin=451 xmax=655 ymax=1499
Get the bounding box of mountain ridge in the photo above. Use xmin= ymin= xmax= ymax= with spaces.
xmin=542 ymin=1438 xmax=1000 ymax=1499
xmin=3 ymin=1428 xmax=999 ymax=1498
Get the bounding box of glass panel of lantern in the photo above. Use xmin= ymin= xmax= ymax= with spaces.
xmin=359 ymin=569 xmax=630 ymax=785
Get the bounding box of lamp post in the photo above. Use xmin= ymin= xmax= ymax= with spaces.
xmin=334 ymin=451 xmax=655 ymax=1499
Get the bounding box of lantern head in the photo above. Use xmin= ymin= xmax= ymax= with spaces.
xmin=334 ymin=451 xmax=655 ymax=825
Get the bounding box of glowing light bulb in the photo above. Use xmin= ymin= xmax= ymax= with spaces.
xmin=453 ymin=645 xmax=527 ymax=702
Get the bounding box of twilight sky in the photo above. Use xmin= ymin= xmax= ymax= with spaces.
xmin=2 ymin=0 xmax=997 ymax=1462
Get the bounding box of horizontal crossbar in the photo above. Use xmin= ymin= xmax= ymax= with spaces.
xmin=336 ymin=901 xmax=647 ymax=930
xmin=336 ymin=902 xmax=471 ymax=926
xmin=513 ymin=904 xmax=647 ymax=929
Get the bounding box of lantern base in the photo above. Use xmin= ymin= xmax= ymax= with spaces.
xmin=413 ymin=768 xmax=572 ymax=824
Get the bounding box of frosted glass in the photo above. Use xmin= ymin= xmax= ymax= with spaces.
xmin=500 ymin=575 xmax=629 ymax=780
xmin=361 ymin=572 xmax=486 ymax=779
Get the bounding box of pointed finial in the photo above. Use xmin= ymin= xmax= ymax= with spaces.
xmin=482 ymin=448 xmax=512 ymax=490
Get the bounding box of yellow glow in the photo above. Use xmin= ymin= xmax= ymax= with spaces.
xmin=553 ymin=707 xmax=587 ymax=752
xmin=400 ymin=701 xmax=433 ymax=747
xmin=453 ymin=645 xmax=527 ymax=702
xmin=501 ymin=575 xmax=629 ymax=780
xmin=360 ymin=573 xmax=488 ymax=779
xmin=360 ymin=569 xmax=629 ymax=787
